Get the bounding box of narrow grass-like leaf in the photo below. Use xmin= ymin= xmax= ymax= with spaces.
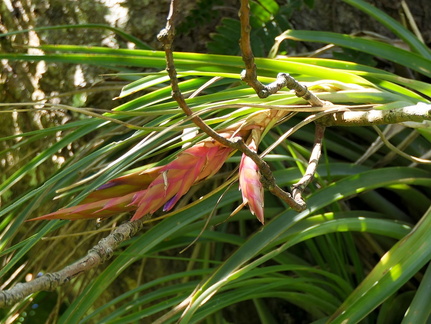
xmin=328 ymin=205 xmax=431 ymax=323
xmin=179 ymin=167 xmax=430 ymax=322
xmin=57 ymin=179 xmax=241 ymax=324
xmin=276 ymin=30 xmax=431 ymax=78
xmin=341 ymin=0 xmax=431 ymax=59
xmin=401 ymin=262 xmax=431 ymax=323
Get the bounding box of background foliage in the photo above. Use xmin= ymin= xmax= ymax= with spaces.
xmin=1 ymin=0 xmax=431 ymax=323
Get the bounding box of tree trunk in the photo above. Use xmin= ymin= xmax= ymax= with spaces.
xmin=291 ymin=0 xmax=431 ymax=44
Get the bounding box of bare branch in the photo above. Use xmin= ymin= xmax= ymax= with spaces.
xmin=291 ymin=124 xmax=326 ymax=203
xmin=0 ymin=219 xmax=145 ymax=307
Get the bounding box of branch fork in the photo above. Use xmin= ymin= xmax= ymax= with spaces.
xmin=158 ymin=0 xmax=308 ymax=211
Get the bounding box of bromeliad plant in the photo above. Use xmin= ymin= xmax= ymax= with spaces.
xmin=1 ymin=0 xmax=431 ymax=323
xmin=30 ymin=108 xmax=292 ymax=223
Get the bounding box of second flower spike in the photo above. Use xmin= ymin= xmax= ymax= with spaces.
xmin=239 ymin=127 xmax=265 ymax=223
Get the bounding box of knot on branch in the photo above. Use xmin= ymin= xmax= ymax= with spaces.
xmin=88 ymin=238 xmax=114 ymax=263
xmin=157 ymin=27 xmax=174 ymax=48
xmin=240 ymin=69 xmax=267 ymax=98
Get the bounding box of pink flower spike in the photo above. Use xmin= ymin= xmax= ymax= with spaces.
xmin=239 ymin=153 xmax=264 ymax=223
xmin=238 ymin=129 xmax=264 ymax=224
xmin=130 ymin=140 xmax=233 ymax=221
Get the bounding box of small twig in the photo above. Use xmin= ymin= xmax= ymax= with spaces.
xmin=0 ymin=219 xmax=145 ymax=307
xmin=252 ymin=72 xmax=329 ymax=106
xmin=276 ymin=73 xmax=327 ymax=106
xmin=158 ymin=0 xmax=304 ymax=211
xmin=354 ymin=125 xmax=404 ymax=165
xmin=291 ymin=124 xmax=326 ymax=202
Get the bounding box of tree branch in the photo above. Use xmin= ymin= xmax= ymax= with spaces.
xmin=0 ymin=219 xmax=145 ymax=307
xmin=238 ymin=0 xmax=266 ymax=96
xmin=237 ymin=0 xmax=332 ymax=211
xmin=317 ymin=103 xmax=431 ymax=127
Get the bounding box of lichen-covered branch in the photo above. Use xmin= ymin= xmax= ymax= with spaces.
xmin=0 ymin=219 xmax=145 ymax=307
xmin=317 ymin=103 xmax=431 ymax=127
